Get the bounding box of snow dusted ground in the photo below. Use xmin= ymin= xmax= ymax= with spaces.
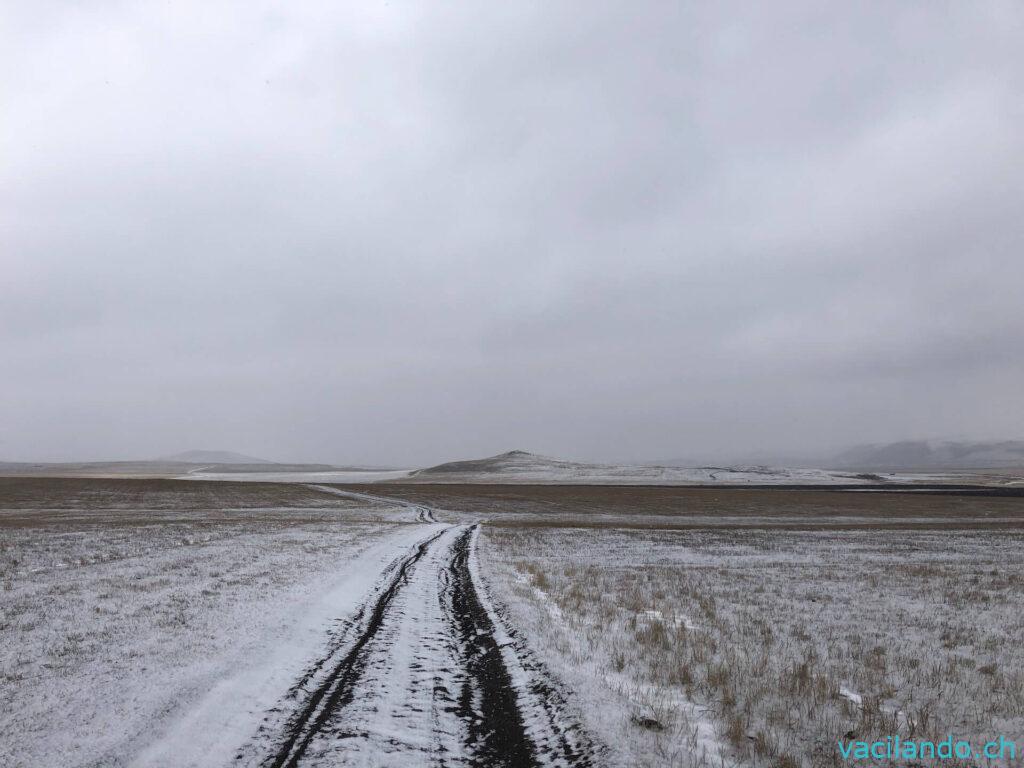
xmin=0 ymin=478 xmax=599 ymax=767
xmin=136 ymin=524 xmax=444 ymax=768
xmin=231 ymin=524 xmax=596 ymax=767
xmin=480 ymin=522 xmax=1024 ymax=768
xmin=4 ymin=477 xmax=1023 ymax=768
xmin=0 ymin=480 xmax=437 ymax=767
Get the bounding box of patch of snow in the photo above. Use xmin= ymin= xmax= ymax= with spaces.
xmin=640 ymin=609 xmax=696 ymax=631
xmin=514 ymin=570 xmax=565 ymax=624
xmin=839 ymin=686 xmax=863 ymax=707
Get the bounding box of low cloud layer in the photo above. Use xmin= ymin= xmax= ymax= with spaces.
xmin=3 ymin=2 xmax=1022 ymax=465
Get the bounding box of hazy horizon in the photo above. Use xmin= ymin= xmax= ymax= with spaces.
xmin=4 ymin=437 xmax=1024 ymax=470
xmin=4 ymin=2 xmax=1023 ymax=466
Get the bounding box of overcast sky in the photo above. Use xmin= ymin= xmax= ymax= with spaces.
xmin=3 ymin=2 xmax=1023 ymax=466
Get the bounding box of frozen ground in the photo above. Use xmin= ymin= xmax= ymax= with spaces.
xmin=0 ymin=479 xmax=428 ymax=766
xmin=0 ymin=478 xmax=597 ymax=767
xmin=337 ymin=484 xmax=1024 ymax=767
xmin=3 ymin=479 xmax=1022 ymax=767
xmin=479 ymin=519 xmax=1024 ymax=768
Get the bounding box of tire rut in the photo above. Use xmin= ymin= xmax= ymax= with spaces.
xmin=260 ymin=529 xmax=447 ymax=768
xmin=246 ymin=522 xmax=598 ymax=767
xmin=447 ymin=526 xmax=535 ymax=766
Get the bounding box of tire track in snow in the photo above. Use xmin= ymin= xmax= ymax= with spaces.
xmin=462 ymin=525 xmax=597 ymax=767
xmin=447 ymin=526 xmax=597 ymax=767
xmin=305 ymin=485 xmax=437 ymax=523
xmin=245 ymin=517 xmax=597 ymax=767
xmin=259 ymin=527 xmax=448 ymax=767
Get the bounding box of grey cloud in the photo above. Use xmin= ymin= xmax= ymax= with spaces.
xmin=2 ymin=1 xmax=1023 ymax=465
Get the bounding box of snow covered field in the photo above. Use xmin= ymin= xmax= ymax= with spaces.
xmin=2 ymin=479 xmax=1022 ymax=767
xmin=0 ymin=479 xmax=596 ymax=767
xmin=481 ymin=522 xmax=1024 ymax=768
xmin=0 ymin=479 xmax=434 ymax=766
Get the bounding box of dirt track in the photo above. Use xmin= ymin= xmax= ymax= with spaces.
xmin=240 ymin=522 xmax=597 ymax=767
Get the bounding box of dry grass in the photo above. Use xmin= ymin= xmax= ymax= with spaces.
xmin=484 ymin=525 xmax=1024 ymax=768
xmin=336 ymin=483 xmax=1024 ymax=525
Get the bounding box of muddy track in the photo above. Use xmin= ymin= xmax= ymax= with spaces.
xmin=446 ymin=526 xmax=535 ymax=766
xmin=245 ymin=523 xmax=597 ymax=767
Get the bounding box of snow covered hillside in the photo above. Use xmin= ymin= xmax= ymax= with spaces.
xmin=408 ymin=450 xmax=897 ymax=485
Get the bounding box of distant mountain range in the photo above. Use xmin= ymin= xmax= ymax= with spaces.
xmin=832 ymin=440 xmax=1024 ymax=469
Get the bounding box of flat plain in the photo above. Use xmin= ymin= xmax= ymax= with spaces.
xmin=1 ymin=478 xmax=1022 ymax=767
